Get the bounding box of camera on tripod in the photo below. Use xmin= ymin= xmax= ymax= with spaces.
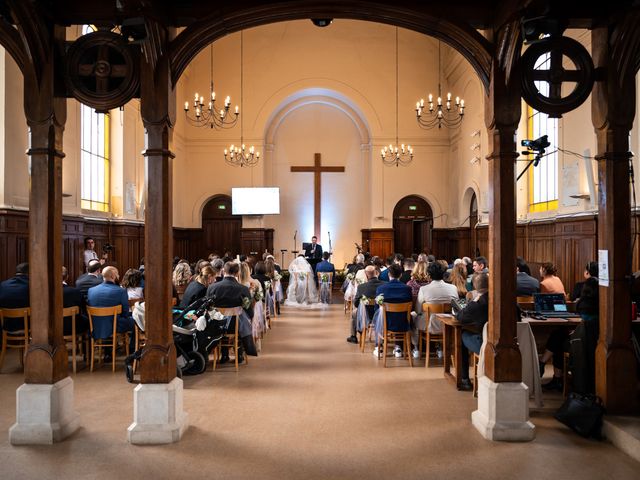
xmin=521 ymin=135 xmax=550 ymax=152
xmin=103 ymin=243 xmax=114 ymax=253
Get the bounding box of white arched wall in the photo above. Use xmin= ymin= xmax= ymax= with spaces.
xmin=262 ymin=91 xmax=371 ymax=268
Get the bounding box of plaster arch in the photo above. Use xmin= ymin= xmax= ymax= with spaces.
xmin=391 ymin=192 xmax=443 ymax=225
xmin=169 ymin=6 xmax=492 ymax=93
xmin=192 ymin=191 xmax=232 ymax=228
xmin=461 ymin=183 xmax=481 ymax=225
xmin=263 ymin=88 xmax=372 ymax=147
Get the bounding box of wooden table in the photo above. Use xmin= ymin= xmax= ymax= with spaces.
xmin=436 ymin=313 xmax=469 ymax=390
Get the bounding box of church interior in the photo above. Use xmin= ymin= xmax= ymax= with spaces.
xmin=1 ymin=1 xmax=640 ymax=477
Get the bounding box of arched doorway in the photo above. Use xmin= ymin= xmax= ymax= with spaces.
xmin=469 ymin=192 xmax=479 ymax=257
xmin=202 ymin=195 xmax=242 ymax=256
xmin=393 ymin=195 xmax=433 ymax=257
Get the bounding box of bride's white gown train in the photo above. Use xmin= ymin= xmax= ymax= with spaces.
xmin=284 ymin=256 xmax=327 ymax=309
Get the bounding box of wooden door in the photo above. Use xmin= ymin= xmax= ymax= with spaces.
xmin=393 ymin=195 xmax=433 ymax=257
xmin=202 ymin=195 xmax=242 ymax=256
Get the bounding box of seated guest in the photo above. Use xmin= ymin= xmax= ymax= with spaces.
xmin=265 ymin=254 xmax=282 ymax=273
xmin=316 ymin=251 xmax=336 ymax=277
xmin=252 ymin=261 xmax=271 ymax=293
xmin=570 ymin=261 xmax=598 ymax=301
xmin=457 ymin=272 xmax=489 ymax=391
xmin=87 ymin=266 xmax=134 ymax=348
xmin=539 ymin=262 xmax=565 ymax=294
xmin=406 ymin=261 xmax=429 ymax=301
xmin=172 ymin=261 xmax=192 ymax=301
xmin=347 ymin=254 xmax=365 ymax=275
xmin=399 ymin=259 xmax=414 ymax=284
xmin=180 ymin=265 xmax=215 ymax=308
xmin=0 ymin=262 xmax=30 ymax=331
xmin=264 ymin=258 xmax=281 ymax=314
xmin=347 ymin=266 xmax=385 ymax=344
xmin=239 ymin=261 xmax=262 ymax=296
xmin=449 ymin=263 xmax=468 ymax=299
xmin=414 ymin=262 xmax=458 ymax=357
xmin=121 ymin=268 xmax=144 ymax=300
xmin=207 ymin=261 xmax=255 ymax=363
xmin=541 ymin=277 xmax=599 ymax=391
xmin=373 ymin=264 xmax=412 ymax=358
xmin=466 ymin=256 xmax=488 ymax=291
xmin=212 ymin=258 xmax=225 ymax=283
xmin=516 ymin=258 xmax=539 ymax=296
xmin=62 ymin=266 xmax=88 ymax=335
xmin=75 ymin=259 xmax=103 ymax=299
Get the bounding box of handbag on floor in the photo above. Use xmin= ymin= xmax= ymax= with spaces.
xmin=554 ymin=393 xmax=604 ymax=439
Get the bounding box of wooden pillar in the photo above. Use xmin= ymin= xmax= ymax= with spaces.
xmin=591 ymin=26 xmax=638 ymax=413
xmin=139 ymin=53 xmax=177 ymax=384
xmin=23 ymin=25 xmax=67 ymax=385
xmin=483 ymin=57 xmax=522 ymax=383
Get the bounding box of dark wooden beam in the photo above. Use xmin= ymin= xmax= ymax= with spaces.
xmin=591 ymin=25 xmax=638 ymax=414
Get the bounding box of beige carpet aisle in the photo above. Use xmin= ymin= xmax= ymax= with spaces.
xmin=0 ymin=304 xmax=638 ymax=479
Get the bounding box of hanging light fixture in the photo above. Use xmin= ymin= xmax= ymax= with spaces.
xmin=224 ymin=31 xmax=260 ymax=167
xmin=184 ymin=44 xmax=239 ymax=129
xmin=415 ymin=40 xmax=465 ymax=129
xmin=382 ymin=27 xmax=413 ymax=167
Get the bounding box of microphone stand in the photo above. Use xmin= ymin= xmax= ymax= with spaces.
xmin=328 ymin=232 xmax=333 ymax=259
xmin=291 ymin=230 xmax=299 ymax=258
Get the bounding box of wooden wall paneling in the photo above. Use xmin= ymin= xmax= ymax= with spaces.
xmin=173 ymin=228 xmax=192 ymax=261
xmin=362 ymin=229 xmax=394 ymax=259
xmin=476 ymin=226 xmax=488 ymax=258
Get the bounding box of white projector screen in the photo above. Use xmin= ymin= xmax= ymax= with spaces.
xmin=232 ymin=187 xmax=280 ymax=215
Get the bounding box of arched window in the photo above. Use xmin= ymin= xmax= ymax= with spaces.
xmin=80 ymin=25 xmax=110 ymax=212
xmin=527 ymin=52 xmax=558 ymax=213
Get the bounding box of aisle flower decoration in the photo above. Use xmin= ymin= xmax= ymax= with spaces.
xmin=320 ymin=273 xmax=329 ymax=283
xmin=375 ymin=294 xmax=384 ymax=305
xmin=254 ymin=289 xmax=264 ymax=302
xmin=273 ymin=272 xmax=282 ymax=281
xmin=242 ymin=296 xmax=252 ymax=310
xmin=346 ymin=273 xmax=355 ymax=281
xmin=360 ymin=296 xmax=370 ymax=305
xmin=264 ymin=280 xmax=272 ymax=291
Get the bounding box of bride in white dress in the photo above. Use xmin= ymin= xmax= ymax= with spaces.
xmin=284 ymin=256 xmax=326 ymax=308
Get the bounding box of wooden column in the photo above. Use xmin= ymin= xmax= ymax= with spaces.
xmin=483 ymin=52 xmax=522 ymax=383
xmin=23 ymin=25 xmax=68 ymax=385
xmin=591 ymin=26 xmax=638 ymax=413
xmin=139 ymin=52 xmax=177 ymax=384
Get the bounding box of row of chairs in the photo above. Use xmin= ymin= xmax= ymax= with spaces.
xmin=0 ymin=305 xmax=129 ymax=374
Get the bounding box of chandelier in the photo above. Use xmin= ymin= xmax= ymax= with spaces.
xmin=415 ymin=41 xmax=465 ymax=129
xmin=224 ymin=31 xmax=260 ymax=167
xmin=381 ymin=27 xmax=413 ymax=167
xmin=184 ymin=44 xmax=239 ymax=129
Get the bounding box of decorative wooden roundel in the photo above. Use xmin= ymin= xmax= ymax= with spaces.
xmin=65 ymin=31 xmax=139 ymax=112
xmin=520 ymin=36 xmax=594 ymax=117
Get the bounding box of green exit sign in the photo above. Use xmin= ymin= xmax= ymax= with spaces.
xmin=408 ymin=205 xmax=417 ymax=211
xmin=218 ymin=205 xmax=226 ymax=210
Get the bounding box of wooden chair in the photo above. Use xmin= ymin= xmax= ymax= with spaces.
xmin=62 ymin=306 xmax=85 ymax=374
xmin=129 ymin=300 xmax=146 ymax=373
xmin=419 ymin=302 xmax=451 ymax=367
xmin=86 ymin=305 xmax=125 ymax=372
xmin=359 ymin=304 xmax=376 ymax=353
xmin=0 ymin=307 xmax=31 ymax=371
xmin=377 ymin=302 xmax=413 ymax=368
xmin=212 ymin=306 xmax=247 ymax=372
xmin=317 ymin=272 xmax=333 ymax=304
xmin=516 ymin=296 xmax=534 ymax=303
xmin=473 ymin=353 xmax=480 ymax=397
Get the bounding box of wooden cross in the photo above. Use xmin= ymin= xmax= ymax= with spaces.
xmin=291 ymin=153 xmax=345 ymax=238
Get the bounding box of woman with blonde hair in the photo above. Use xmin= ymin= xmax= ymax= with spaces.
xmin=172 ymin=261 xmax=192 ymax=300
xmin=406 ymin=261 xmax=429 ymax=300
xmin=239 ymin=261 xmax=262 ymax=296
xmin=179 ymin=265 xmax=215 ymax=308
xmin=449 ymin=263 xmax=468 ymax=299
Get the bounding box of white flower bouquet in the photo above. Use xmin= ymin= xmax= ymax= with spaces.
xmin=375 ymin=294 xmax=384 ymax=305
xmin=360 ymin=296 xmax=370 ymax=305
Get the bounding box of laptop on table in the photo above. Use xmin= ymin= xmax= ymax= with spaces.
xmin=533 ymin=293 xmax=570 ymax=318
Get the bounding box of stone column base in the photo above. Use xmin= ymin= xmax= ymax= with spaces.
xmin=471 ymin=376 xmax=536 ymax=442
xmin=9 ymin=376 xmax=80 ymax=445
xmin=127 ymin=377 xmax=189 ymax=444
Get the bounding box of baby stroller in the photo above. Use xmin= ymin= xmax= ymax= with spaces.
xmin=125 ymin=297 xmax=229 ymax=382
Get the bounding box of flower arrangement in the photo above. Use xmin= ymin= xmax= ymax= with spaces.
xmin=254 ymin=289 xmax=264 ymax=302
xmin=298 ymin=272 xmax=306 ymax=280
xmin=375 ymin=294 xmax=384 ymax=305
xmin=346 ymin=272 xmax=355 ymax=281
xmin=356 ymin=278 xmax=365 ymax=285
xmin=264 ymin=280 xmax=272 ymax=291
xmin=273 ymin=272 xmax=282 ymax=282
xmin=360 ymin=296 xmax=370 ymax=305
xmin=242 ymin=296 xmax=252 ymax=310
xmin=320 ymin=273 xmax=329 ymax=283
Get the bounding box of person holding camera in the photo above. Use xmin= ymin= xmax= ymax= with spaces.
xmin=83 ymin=237 xmax=109 ymax=269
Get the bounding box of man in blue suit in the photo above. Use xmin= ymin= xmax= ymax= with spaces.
xmin=0 ymin=262 xmax=30 ymax=331
xmin=87 ymin=266 xmax=134 ymax=347
xmin=374 ymin=263 xmax=413 ymax=357
xmin=315 ymin=252 xmax=335 ymax=275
